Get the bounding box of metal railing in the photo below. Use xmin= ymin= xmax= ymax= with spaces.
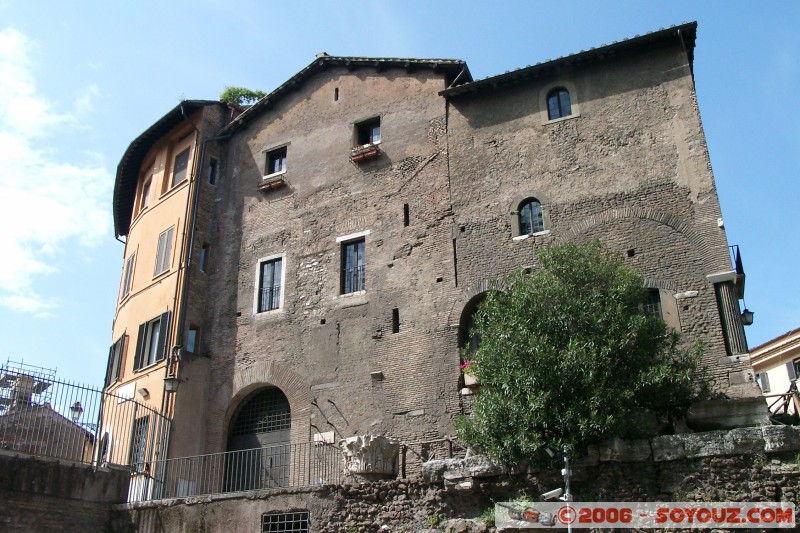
xmin=0 ymin=361 xmax=169 ymax=469
xmin=258 ymin=285 xmax=282 ymax=312
xmin=145 ymin=441 xmax=342 ymax=500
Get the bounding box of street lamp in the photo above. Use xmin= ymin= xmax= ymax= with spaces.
xmin=69 ymin=401 xmax=84 ymax=422
xmin=163 ymin=376 xmax=181 ymax=393
xmin=741 ymin=308 xmax=754 ymax=326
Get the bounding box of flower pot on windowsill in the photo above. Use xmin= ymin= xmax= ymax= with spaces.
xmin=463 ymin=374 xmax=479 ymax=387
xmin=258 ymin=173 xmax=287 ymax=192
xmin=350 ymin=143 xmax=380 ymax=163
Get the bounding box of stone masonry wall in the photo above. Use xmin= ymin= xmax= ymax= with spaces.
xmin=192 ymin=31 xmax=757 ymax=465
xmin=445 ymin=43 xmax=754 ymax=396
xmin=0 ymin=451 xmax=130 ymax=533
xmin=114 ymin=426 xmax=800 ymax=532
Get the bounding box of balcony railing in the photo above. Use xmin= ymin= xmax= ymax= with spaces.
xmin=258 ymin=285 xmax=282 ymax=312
xmin=144 ymin=441 xmax=342 ymax=501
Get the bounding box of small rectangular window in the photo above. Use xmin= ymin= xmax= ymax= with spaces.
xmin=199 ymin=244 xmax=209 ymax=272
xmin=207 ymin=156 xmax=218 ymax=185
xmin=355 ymin=118 xmax=380 ymax=146
xmin=171 ymin=148 xmax=190 ymax=187
xmin=266 ymin=146 xmax=287 ymax=176
xmin=403 ymin=204 xmax=410 ymax=227
xmin=258 ymin=258 xmax=283 ymax=312
xmin=186 ymin=327 xmax=198 ymax=353
xmin=154 ymin=226 xmax=175 ymax=276
xmin=261 ymin=512 xmax=309 ymax=533
xmin=392 ymin=308 xmax=399 ymax=333
xmin=341 ymin=239 xmax=366 ymax=294
xmin=121 ymin=253 xmax=136 ymax=299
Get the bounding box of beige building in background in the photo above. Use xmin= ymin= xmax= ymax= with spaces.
xmin=105 ymin=101 xmax=237 ymax=498
xmin=750 ymin=327 xmax=800 ymax=421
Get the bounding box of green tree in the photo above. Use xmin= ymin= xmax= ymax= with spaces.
xmin=456 ymin=241 xmax=709 ymax=467
xmin=219 ymin=86 xmax=266 ymax=105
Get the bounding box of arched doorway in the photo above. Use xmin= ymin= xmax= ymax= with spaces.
xmin=226 ymin=386 xmax=291 ymax=490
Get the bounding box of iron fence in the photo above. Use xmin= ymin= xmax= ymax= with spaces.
xmin=0 ymin=360 xmax=168 ymax=469
xmin=147 ymin=441 xmax=342 ymax=500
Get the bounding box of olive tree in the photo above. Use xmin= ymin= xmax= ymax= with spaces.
xmin=456 ymin=241 xmax=709 ymax=467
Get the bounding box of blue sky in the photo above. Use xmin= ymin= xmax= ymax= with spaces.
xmin=0 ymin=1 xmax=797 ymax=386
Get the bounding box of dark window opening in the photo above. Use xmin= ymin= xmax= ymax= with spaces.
xmin=341 ymin=239 xmax=366 ymax=294
xmin=258 ymin=258 xmax=283 ymax=312
xmin=140 ymin=178 xmax=152 ymax=211
xmin=627 ymin=249 xmax=636 ymax=257
xmin=356 ymin=118 xmax=380 ymax=146
xmin=334 ymin=87 xmax=339 ymax=101
xmin=199 ymin=243 xmax=209 ymax=272
xmin=392 ymin=308 xmax=399 ymax=333
xmin=519 ymin=198 xmax=544 ymax=235
xmin=641 ymin=288 xmax=662 ymax=318
xmin=547 ymin=87 xmax=572 ymax=120
xmin=266 ymin=146 xmax=287 ymax=175
xmin=459 ymin=293 xmax=487 ymax=353
xmin=403 ymin=203 xmax=410 ymax=227
xmin=186 ymin=326 xmax=198 ymax=353
xmin=207 ymin=156 xmax=219 ymax=185
xmin=171 ymin=148 xmax=190 ymax=187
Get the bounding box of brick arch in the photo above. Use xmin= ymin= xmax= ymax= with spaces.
xmin=642 ymin=277 xmax=679 ymax=292
xmin=224 ymin=361 xmax=311 ymax=445
xmin=557 ymin=207 xmax=700 ymax=248
xmin=447 ymin=278 xmax=504 ymax=329
xmin=555 ymin=206 xmax=726 ymax=273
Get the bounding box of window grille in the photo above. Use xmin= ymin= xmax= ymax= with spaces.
xmin=261 ymin=512 xmax=309 ymax=533
xmin=641 ymin=289 xmax=662 ymax=318
xmin=231 ymin=388 xmax=291 ymax=435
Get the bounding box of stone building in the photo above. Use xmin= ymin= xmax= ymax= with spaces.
xmin=106 ymin=21 xmax=759 ymax=496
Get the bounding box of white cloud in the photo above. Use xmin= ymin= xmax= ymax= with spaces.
xmin=0 ymin=28 xmax=111 ymax=317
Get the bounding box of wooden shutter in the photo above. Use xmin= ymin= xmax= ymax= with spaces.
xmin=659 ymin=290 xmax=682 ymax=332
xmin=155 ymin=311 xmax=171 ymax=362
xmin=787 ymin=361 xmax=798 ymax=381
xmin=104 ymin=344 xmax=114 ymax=388
xmin=110 ymin=336 xmax=124 ymax=382
xmin=134 ymin=323 xmax=147 ymax=370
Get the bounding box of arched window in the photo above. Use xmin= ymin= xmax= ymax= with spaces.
xmin=459 ymin=293 xmax=487 ymax=354
xmin=547 ymin=87 xmax=572 ymax=120
xmin=519 ymin=198 xmax=544 ymax=235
